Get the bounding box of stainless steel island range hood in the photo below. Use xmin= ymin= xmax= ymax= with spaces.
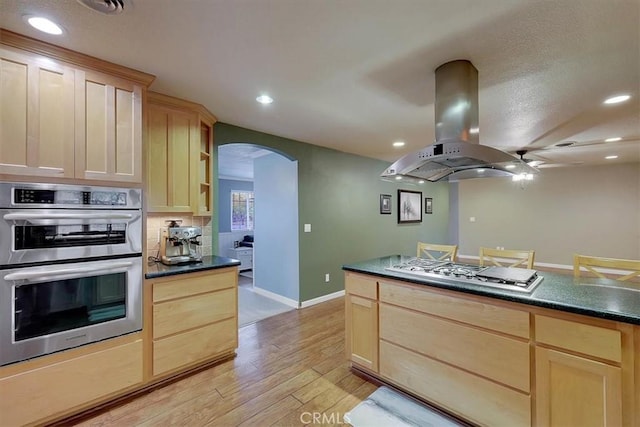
xmin=381 ymin=60 xmax=538 ymax=183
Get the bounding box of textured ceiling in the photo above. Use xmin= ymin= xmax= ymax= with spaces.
xmin=1 ymin=0 xmax=638 ymax=174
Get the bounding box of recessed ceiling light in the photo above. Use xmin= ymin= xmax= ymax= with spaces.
xmin=605 ymin=155 xmax=618 ymax=160
xmin=392 ymin=141 xmax=405 ymax=148
xmin=256 ymin=95 xmax=273 ymax=105
xmin=604 ymin=94 xmax=631 ymax=105
xmin=605 ymin=137 xmax=622 ymax=142
xmin=25 ymin=16 xmax=63 ymax=35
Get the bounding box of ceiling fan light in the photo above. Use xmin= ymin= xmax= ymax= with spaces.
xmin=505 ymin=164 xmax=516 ymax=169
xmin=392 ymin=141 xmax=405 ymax=148
xmin=604 ymin=94 xmax=631 ymax=104
xmin=256 ymin=95 xmax=273 ymax=105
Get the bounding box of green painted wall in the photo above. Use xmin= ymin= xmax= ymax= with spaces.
xmin=214 ymin=122 xmax=451 ymax=302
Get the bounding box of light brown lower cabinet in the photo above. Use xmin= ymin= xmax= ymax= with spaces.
xmin=0 ymin=336 xmax=143 ymax=426
xmin=379 ymin=340 xmax=531 ymax=426
xmin=346 ymin=273 xmax=638 ymax=427
xmin=534 ymin=314 xmax=626 ymax=427
xmin=150 ymin=268 xmax=239 ymax=378
xmin=345 ymin=272 xmax=379 ymax=372
xmin=535 ymin=347 xmax=622 ymax=427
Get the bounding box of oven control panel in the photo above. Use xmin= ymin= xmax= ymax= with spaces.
xmin=14 ymin=189 xmax=127 ymax=206
xmin=0 ymin=183 xmax=141 ymax=209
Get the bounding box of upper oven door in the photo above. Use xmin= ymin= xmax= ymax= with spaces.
xmin=0 ymin=209 xmax=142 ymax=266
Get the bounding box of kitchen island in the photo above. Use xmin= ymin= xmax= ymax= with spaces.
xmin=343 ymin=255 xmax=640 ymax=427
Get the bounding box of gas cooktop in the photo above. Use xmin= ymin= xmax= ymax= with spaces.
xmin=385 ymin=257 xmax=543 ymax=293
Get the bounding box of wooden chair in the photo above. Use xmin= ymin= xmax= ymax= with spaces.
xmin=573 ymin=254 xmax=640 ymax=282
xmin=479 ymin=247 xmax=535 ymax=269
xmin=417 ymin=242 xmax=458 ymax=262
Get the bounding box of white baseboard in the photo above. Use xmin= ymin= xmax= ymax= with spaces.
xmin=301 ymin=290 xmax=345 ymax=308
xmin=252 ymin=286 xmax=299 ymax=309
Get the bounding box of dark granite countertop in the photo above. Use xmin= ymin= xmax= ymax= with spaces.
xmin=343 ymin=255 xmax=640 ymax=325
xmin=146 ymin=255 xmax=241 ymax=279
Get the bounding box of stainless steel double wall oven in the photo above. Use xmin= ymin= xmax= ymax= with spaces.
xmin=0 ymin=182 xmax=143 ymax=366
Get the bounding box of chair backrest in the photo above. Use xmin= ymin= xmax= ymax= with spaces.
xmin=479 ymin=247 xmax=535 ymax=269
xmin=573 ymin=254 xmax=640 ymax=282
xmin=417 ymin=243 xmax=458 ymax=262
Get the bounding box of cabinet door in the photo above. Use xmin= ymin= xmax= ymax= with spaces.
xmin=0 ymin=339 xmax=142 ymax=426
xmin=195 ymin=119 xmax=213 ymax=215
xmin=147 ymin=103 xmax=197 ymax=212
xmin=535 ymin=347 xmax=622 ymax=427
xmin=345 ymin=294 xmax=378 ymax=371
xmin=0 ymin=47 xmax=75 ymax=177
xmin=75 ymin=69 xmax=142 ymax=183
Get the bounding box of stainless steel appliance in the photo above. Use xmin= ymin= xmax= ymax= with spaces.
xmin=385 ymin=257 xmax=543 ymax=293
xmin=0 ymin=183 xmax=143 ymax=366
xmin=381 ymin=60 xmax=538 ymax=183
xmin=160 ymin=225 xmax=202 ymax=265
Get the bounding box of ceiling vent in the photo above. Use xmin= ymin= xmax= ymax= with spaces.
xmin=77 ymin=0 xmax=127 ymax=15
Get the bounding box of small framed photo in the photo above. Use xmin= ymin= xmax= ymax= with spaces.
xmin=398 ymin=189 xmax=422 ymax=223
xmin=425 ymin=197 xmax=433 ymax=214
xmin=380 ymin=194 xmax=392 ymax=214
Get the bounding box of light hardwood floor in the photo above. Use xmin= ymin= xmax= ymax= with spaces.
xmin=61 ymin=297 xmax=378 ymax=427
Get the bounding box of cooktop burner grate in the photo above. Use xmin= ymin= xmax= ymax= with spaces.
xmin=385 ymin=257 xmax=543 ymax=293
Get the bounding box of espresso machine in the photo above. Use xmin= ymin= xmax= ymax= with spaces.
xmin=160 ymin=224 xmax=203 ymax=265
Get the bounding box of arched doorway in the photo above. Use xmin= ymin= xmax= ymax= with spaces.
xmin=218 ymin=143 xmax=300 ymax=325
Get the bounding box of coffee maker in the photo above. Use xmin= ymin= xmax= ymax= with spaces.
xmin=160 ymin=222 xmax=203 ymax=265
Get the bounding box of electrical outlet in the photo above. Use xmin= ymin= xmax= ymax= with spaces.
xmin=325 ymin=273 xmax=330 ymax=282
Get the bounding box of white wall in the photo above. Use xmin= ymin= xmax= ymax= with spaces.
xmin=253 ymin=153 xmax=300 ymax=302
xmin=457 ymin=163 xmax=640 ymax=265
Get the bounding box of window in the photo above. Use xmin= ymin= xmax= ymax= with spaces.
xmin=231 ymin=190 xmax=254 ymax=231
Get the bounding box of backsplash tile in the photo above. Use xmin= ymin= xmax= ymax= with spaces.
xmin=145 ymin=213 xmax=212 ymax=259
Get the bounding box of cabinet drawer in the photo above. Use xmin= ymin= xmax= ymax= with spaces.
xmin=380 ymin=304 xmax=530 ymax=392
xmin=0 ymin=339 xmax=142 ymax=426
xmin=152 ymin=269 xmax=236 ymax=302
xmin=535 ymin=315 xmax=621 ymax=362
xmin=153 ymin=317 xmax=237 ymax=376
xmin=345 ymin=272 xmax=377 ymax=299
xmin=380 ymin=340 xmax=530 ymax=427
xmin=153 ymin=288 xmax=236 ymax=339
xmin=379 ymin=281 xmax=529 ymax=338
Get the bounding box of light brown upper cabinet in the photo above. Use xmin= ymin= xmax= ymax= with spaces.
xmin=146 ymin=92 xmax=216 ymax=215
xmin=0 ymin=30 xmax=154 ymax=183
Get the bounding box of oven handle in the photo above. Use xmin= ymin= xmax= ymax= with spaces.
xmin=4 ymin=213 xmax=135 ymax=224
xmin=4 ymin=261 xmax=134 ymax=283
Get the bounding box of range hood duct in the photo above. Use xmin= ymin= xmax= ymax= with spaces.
xmin=381 ymin=60 xmax=538 ymax=183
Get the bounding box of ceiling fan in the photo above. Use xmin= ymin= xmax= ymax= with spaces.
xmin=513 ymin=147 xmax=583 ymax=169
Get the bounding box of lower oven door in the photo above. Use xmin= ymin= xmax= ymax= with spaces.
xmin=0 ymin=256 xmax=142 ymax=366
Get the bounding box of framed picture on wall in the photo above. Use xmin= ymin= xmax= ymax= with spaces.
xmin=380 ymin=194 xmax=392 ymax=214
xmin=398 ymin=189 xmax=422 ymax=223
xmin=425 ymin=197 xmax=433 ymax=214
